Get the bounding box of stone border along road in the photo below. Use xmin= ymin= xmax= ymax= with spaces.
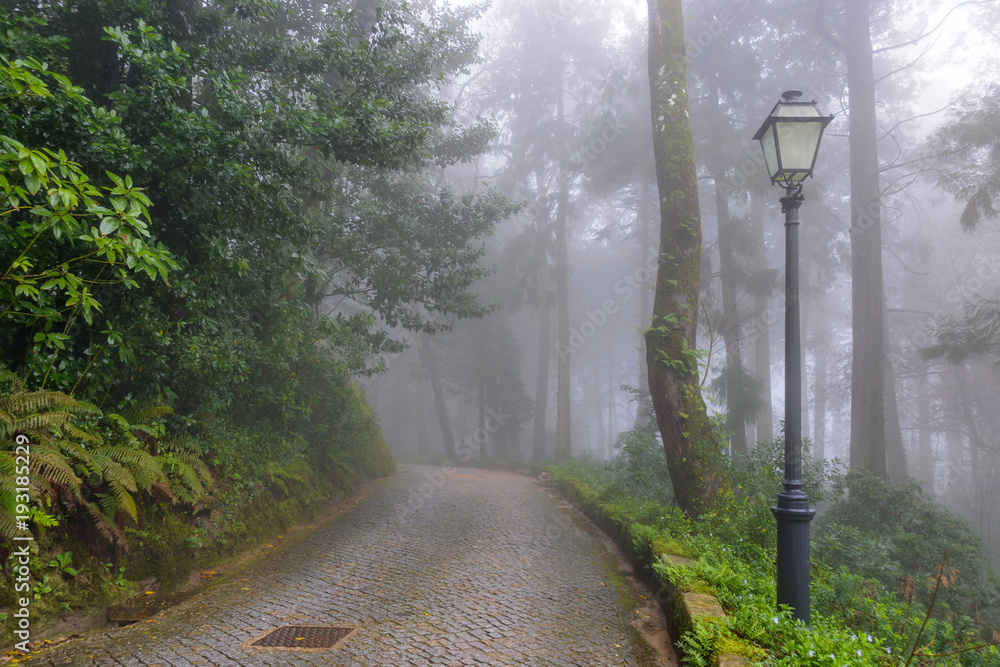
xmin=29 ymin=465 xmax=678 ymax=666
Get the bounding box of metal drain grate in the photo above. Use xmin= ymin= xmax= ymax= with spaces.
xmin=247 ymin=625 xmax=357 ymax=650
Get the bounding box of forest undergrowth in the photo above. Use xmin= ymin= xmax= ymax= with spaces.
xmin=0 ymin=367 xmax=395 ymax=648
xmin=553 ymin=416 xmax=1000 ymax=666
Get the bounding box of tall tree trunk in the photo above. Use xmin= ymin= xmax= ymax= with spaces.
xmin=390 ymin=368 xmax=405 ymax=454
xmin=367 ymin=376 xmax=383 ymax=423
xmin=711 ymin=78 xmax=747 ymax=456
xmin=478 ymin=380 xmax=486 ymax=459
xmin=593 ymin=364 xmax=606 ymax=458
xmin=884 ymin=301 xmax=907 ymax=481
xmin=915 ymin=361 xmax=934 ymax=487
xmin=420 ymin=335 xmax=456 ymax=460
xmin=415 ymin=385 xmax=430 ymax=457
xmin=944 ymin=368 xmax=964 ymax=491
xmin=957 ymin=366 xmax=986 ymax=535
xmin=801 ymin=285 xmax=811 ymax=443
xmin=750 ymin=191 xmax=773 ymax=444
xmin=554 ymin=69 xmax=572 ymax=463
xmin=645 ymin=0 xmax=726 ymax=517
xmin=845 ymin=0 xmax=887 ymax=478
xmin=813 ymin=319 xmax=828 ymax=461
xmin=637 ymin=176 xmax=654 ymax=427
xmin=533 ymin=307 xmax=551 ymax=461
xmin=608 ymin=348 xmax=616 ymax=459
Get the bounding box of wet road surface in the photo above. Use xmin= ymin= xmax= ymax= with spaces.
xmin=30 ymin=465 xmax=670 ymax=666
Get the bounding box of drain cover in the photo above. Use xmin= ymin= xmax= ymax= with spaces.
xmin=246 ymin=625 xmax=357 ymax=651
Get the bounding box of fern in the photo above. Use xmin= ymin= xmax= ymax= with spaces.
xmin=27 ymin=447 xmax=84 ymax=498
xmin=677 ymin=619 xmax=725 ymax=667
xmin=85 ymin=502 xmax=126 ymax=552
xmin=1 ymin=367 xmax=213 ymax=556
xmin=161 ymin=453 xmax=206 ymax=503
xmin=118 ymin=401 xmax=172 ymax=443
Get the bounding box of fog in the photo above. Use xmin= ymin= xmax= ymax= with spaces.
xmin=356 ymin=0 xmax=1000 ymax=562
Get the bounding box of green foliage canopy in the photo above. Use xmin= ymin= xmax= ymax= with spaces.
xmin=0 ymin=0 xmax=515 ymax=419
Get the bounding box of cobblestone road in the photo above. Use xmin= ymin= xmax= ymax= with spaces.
xmin=30 ymin=466 xmax=660 ymax=666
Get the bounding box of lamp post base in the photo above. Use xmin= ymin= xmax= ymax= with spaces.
xmin=772 ymin=492 xmax=815 ymax=624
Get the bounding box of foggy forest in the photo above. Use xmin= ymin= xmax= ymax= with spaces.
xmin=3 ymin=0 xmax=1000 ymax=664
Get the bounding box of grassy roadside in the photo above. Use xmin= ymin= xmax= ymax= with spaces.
xmin=541 ymin=429 xmax=1000 ymax=666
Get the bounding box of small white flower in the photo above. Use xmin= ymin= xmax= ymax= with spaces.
xmin=857 ymin=649 xmax=862 ymax=657
xmin=808 ymin=650 xmax=814 ymax=657
xmin=867 ymin=634 xmax=872 ymax=642
xmin=773 ymin=617 xmax=779 ymax=624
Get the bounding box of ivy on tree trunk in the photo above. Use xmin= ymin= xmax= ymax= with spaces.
xmin=645 ymin=0 xmax=727 ymax=517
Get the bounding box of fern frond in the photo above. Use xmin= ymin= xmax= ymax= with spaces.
xmin=0 ymin=451 xmax=14 ymax=475
xmin=28 ymin=450 xmax=83 ymax=497
xmin=103 ymin=414 xmax=140 ymax=446
xmin=85 ymin=502 xmax=126 ymax=550
xmin=150 ymin=481 xmax=179 ymax=504
xmin=0 ymin=390 xmax=79 ymax=416
xmin=120 ymin=401 xmax=173 ymax=424
xmin=0 ymin=506 xmax=19 ymax=542
xmin=102 ymin=445 xmax=163 ymax=485
xmin=55 ymin=437 xmax=93 ymax=464
xmin=30 ymin=505 xmax=58 ymax=527
xmin=162 ymin=454 xmax=205 ymax=500
xmin=110 ymin=483 xmax=137 ymax=523
xmin=160 ymin=434 xmax=204 ymax=456
xmin=88 ymin=450 xmax=138 ymax=493
xmin=12 ymin=411 xmax=75 ymax=434
xmin=62 ymin=423 xmax=102 ymax=446
xmin=171 ymin=450 xmax=213 ymax=488
xmin=0 ymin=406 xmax=15 ymax=431
xmin=128 ymin=423 xmax=158 ymax=440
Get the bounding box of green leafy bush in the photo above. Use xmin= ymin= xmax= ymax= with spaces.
xmin=551 ymin=446 xmax=1000 ymax=666
xmin=816 ymin=469 xmax=1000 ymax=612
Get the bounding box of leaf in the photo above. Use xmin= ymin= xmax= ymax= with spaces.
xmin=24 ymin=172 xmax=41 ymax=194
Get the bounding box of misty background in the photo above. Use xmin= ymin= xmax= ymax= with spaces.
xmin=357 ymin=0 xmax=1000 ymax=563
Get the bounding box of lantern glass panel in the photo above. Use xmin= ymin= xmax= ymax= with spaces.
xmin=760 ymin=126 xmax=779 ymax=182
xmin=774 ymin=105 xmax=823 ymax=180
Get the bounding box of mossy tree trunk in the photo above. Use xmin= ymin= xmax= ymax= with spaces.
xmin=645 ymin=0 xmax=726 ymax=517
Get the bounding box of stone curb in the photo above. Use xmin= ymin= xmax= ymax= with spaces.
xmin=553 ymin=475 xmax=749 ymax=667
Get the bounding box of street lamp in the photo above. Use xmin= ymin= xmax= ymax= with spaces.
xmin=753 ymin=90 xmax=833 ymax=625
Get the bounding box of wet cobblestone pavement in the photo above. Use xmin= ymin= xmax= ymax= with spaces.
xmin=30 ymin=466 xmax=653 ymax=666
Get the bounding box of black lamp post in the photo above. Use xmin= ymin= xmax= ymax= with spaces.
xmin=752 ymin=90 xmax=833 ymax=625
